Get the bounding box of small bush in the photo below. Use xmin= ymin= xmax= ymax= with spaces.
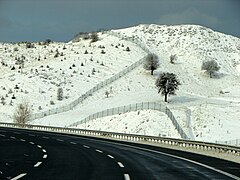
xmin=14 ymin=102 xmax=31 ymax=124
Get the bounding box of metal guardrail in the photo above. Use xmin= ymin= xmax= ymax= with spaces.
xmin=68 ymin=102 xmax=189 ymax=140
xmin=0 ymin=122 xmax=239 ymax=159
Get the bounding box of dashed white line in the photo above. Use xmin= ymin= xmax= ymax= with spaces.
xmin=118 ymin=162 xmax=124 ymax=168
xmin=10 ymin=136 xmax=16 ymax=139
xmin=95 ymin=149 xmax=103 ymax=153
xmin=0 ymin=134 xmax=5 ymax=137
xmin=43 ymin=154 xmax=47 ymax=159
xmin=29 ymin=142 xmax=34 ymax=145
xmin=124 ymin=174 xmax=130 ymax=180
xmin=20 ymin=139 xmax=26 ymax=142
xmin=70 ymin=142 xmax=77 ymax=145
xmin=29 ymin=134 xmax=35 ymax=137
xmin=11 ymin=173 xmax=27 ymax=180
xmin=83 ymin=145 xmax=90 ymax=148
xmin=42 ymin=149 xmax=47 ymax=153
xmin=107 ymin=155 xmax=114 ymax=159
xmin=34 ymin=162 xmax=42 ymax=167
xmin=42 ymin=136 xmax=49 ymax=139
xmin=37 ymin=145 xmax=42 ymax=149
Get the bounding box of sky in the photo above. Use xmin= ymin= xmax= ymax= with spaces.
xmin=0 ymin=0 xmax=239 ymax=42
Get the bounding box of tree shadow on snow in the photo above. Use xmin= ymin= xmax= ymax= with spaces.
xmin=169 ymin=96 xmax=198 ymax=104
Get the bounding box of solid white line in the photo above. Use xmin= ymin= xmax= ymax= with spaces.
xmin=118 ymin=142 xmax=239 ymax=179
xmin=107 ymin=155 xmax=114 ymax=159
xmin=77 ymin=136 xmax=239 ymax=180
xmin=95 ymin=149 xmax=103 ymax=153
xmin=70 ymin=142 xmax=77 ymax=145
xmin=43 ymin=154 xmax=47 ymax=159
xmin=43 ymin=136 xmax=49 ymax=139
xmin=34 ymin=162 xmax=42 ymax=167
xmin=37 ymin=145 xmax=42 ymax=148
xmin=20 ymin=139 xmax=26 ymax=142
xmin=11 ymin=173 xmax=27 ymax=180
xmin=42 ymin=149 xmax=47 ymax=153
xmin=83 ymin=145 xmax=90 ymax=148
xmin=118 ymin=162 xmax=124 ymax=168
xmin=124 ymin=174 xmax=131 ymax=180
xmin=29 ymin=142 xmax=34 ymax=145
xmin=0 ymin=134 xmax=5 ymax=137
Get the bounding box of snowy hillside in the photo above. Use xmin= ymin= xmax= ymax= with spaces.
xmin=0 ymin=24 xmax=239 ymax=144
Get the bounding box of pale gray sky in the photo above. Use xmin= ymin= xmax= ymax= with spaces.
xmin=0 ymin=0 xmax=239 ymax=42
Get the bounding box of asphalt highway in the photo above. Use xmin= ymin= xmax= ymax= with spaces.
xmin=0 ymin=127 xmax=239 ymax=180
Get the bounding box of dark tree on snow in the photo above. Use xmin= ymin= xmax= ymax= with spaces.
xmin=143 ymin=53 xmax=159 ymax=75
xmin=57 ymin=88 xmax=63 ymax=101
xmin=201 ymin=60 xmax=220 ymax=78
xmin=90 ymin=32 xmax=99 ymax=43
xmin=155 ymin=72 xmax=180 ymax=102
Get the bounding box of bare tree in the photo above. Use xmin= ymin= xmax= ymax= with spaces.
xmin=155 ymin=72 xmax=180 ymax=102
xmin=143 ymin=53 xmax=159 ymax=75
xmin=201 ymin=60 xmax=220 ymax=78
xmin=14 ymin=102 xmax=31 ymax=124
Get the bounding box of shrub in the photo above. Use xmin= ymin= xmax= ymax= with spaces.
xmin=14 ymin=102 xmax=31 ymax=124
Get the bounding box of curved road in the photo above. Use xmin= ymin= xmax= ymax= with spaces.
xmin=0 ymin=127 xmax=239 ymax=180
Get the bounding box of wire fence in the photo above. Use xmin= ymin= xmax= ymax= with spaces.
xmin=30 ymin=30 xmax=150 ymax=121
xmin=215 ymin=139 xmax=240 ymax=147
xmin=30 ymin=58 xmax=146 ymax=120
xmin=68 ymin=102 xmax=189 ymax=140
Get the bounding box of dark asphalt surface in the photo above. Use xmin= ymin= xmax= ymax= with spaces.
xmin=0 ymin=127 xmax=239 ymax=180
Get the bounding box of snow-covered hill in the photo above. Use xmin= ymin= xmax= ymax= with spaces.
xmin=0 ymin=24 xmax=239 ymax=144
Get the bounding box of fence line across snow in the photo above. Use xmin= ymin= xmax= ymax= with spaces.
xmin=68 ymin=102 xmax=189 ymax=140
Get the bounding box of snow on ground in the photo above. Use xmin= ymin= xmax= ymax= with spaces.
xmin=0 ymin=24 xmax=240 ymax=144
xmin=77 ymin=110 xmax=181 ymax=139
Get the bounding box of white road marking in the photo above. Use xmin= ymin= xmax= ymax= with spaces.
xmin=83 ymin=145 xmax=90 ymax=148
xmin=10 ymin=136 xmax=16 ymax=139
xmin=70 ymin=142 xmax=77 ymax=145
xmin=0 ymin=134 xmax=5 ymax=137
xmin=124 ymin=174 xmax=131 ymax=180
xmin=11 ymin=173 xmax=27 ymax=180
xmin=37 ymin=145 xmax=42 ymax=148
xmin=34 ymin=162 xmax=42 ymax=167
xmin=107 ymin=155 xmax=114 ymax=159
xmin=29 ymin=142 xmax=34 ymax=145
xmin=43 ymin=136 xmax=49 ymax=139
xmin=113 ymin=141 xmax=239 ymax=179
xmin=56 ymin=139 xmax=64 ymax=142
xmin=13 ymin=132 xmax=20 ymax=134
xmin=95 ymin=149 xmax=103 ymax=153
xmin=42 ymin=149 xmax=47 ymax=153
xmin=20 ymin=139 xmax=26 ymax=142
xmin=43 ymin=154 xmax=47 ymax=159
xmin=118 ymin=162 xmax=124 ymax=168
xmin=29 ymin=134 xmax=35 ymax=137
